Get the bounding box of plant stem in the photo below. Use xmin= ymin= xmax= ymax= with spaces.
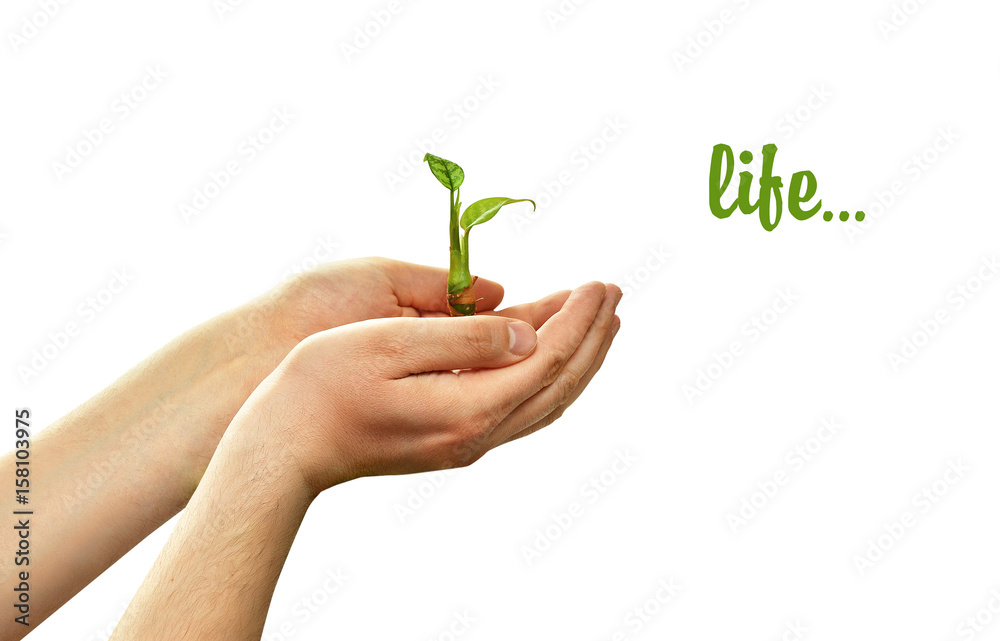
xmin=460 ymin=228 xmax=470 ymax=274
xmin=449 ymin=188 xmax=461 ymax=252
xmin=447 ymin=187 xmax=471 ymax=297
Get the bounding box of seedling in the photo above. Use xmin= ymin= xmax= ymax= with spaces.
xmin=423 ymin=153 xmax=535 ymax=315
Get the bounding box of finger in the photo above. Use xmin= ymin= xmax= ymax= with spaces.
xmin=500 ymin=314 xmax=620 ymax=446
xmin=556 ymin=313 xmax=620 ymax=409
xmin=378 ymin=258 xmax=505 ymax=314
xmin=366 ymin=315 xmax=538 ymax=378
xmin=485 ymin=290 xmax=572 ymax=329
xmin=487 ymin=284 xmax=620 ymax=444
xmin=456 ymin=281 xmax=608 ymax=419
xmin=422 ymin=288 xmax=569 ymax=321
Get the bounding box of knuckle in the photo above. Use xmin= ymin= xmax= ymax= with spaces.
xmin=472 ymin=402 xmax=505 ymax=433
xmin=551 ymin=365 xmax=584 ymax=404
xmin=548 ymin=405 xmax=568 ymax=425
xmin=366 ymin=322 xmax=410 ymax=364
xmin=507 ymin=407 xmax=566 ymax=446
xmin=541 ymin=350 xmax=571 ymax=387
xmin=469 ymin=321 xmax=504 ymax=361
xmin=460 ymin=407 xmax=495 ymax=437
xmin=550 ymin=374 xmax=578 ymax=406
xmin=378 ymin=333 xmax=409 ymax=361
xmin=536 ymin=399 xmax=563 ymax=427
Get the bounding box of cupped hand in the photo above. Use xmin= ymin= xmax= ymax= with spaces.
xmin=270 ymin=257 xmax=506 ymax=341
xmin=231 ymin=281 xmax=621 ymax=496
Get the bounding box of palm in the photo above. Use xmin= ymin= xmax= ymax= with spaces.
xmin=278 ymin=257 xmax=618 ymax=452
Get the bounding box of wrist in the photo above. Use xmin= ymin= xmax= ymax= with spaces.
xmin=215 ymin=406 xmax=319 ymax=507
xmin=226 ymin=357 xmax=360 ymax=499
xmin=223 ymin=289 xmax=303 ymax=372
xmin=167 ymin=295 xmax=300 ymax=496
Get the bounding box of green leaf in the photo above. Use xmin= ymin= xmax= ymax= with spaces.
xmin=423 ymin=153 xmax=465 ymax=191
xmin=460 ymin=197 xmax=536 ymax=231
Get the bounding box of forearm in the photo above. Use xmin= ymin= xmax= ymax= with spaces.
xmin=0 ymin=295 xmax=295 ymax=638
xmin=110 ymin=405 xmax=314 ymax=640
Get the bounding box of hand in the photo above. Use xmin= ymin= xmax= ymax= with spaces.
xmin=269 ymin=257 xmax=506 ymax=342
xmin=103 ymin=279 xmax=620 ymax=641
xmin=230 ymin=281 xmax=622 ymax=496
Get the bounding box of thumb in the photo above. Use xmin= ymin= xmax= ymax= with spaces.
xmin=378 ymin=315 xmax=537 ymax=376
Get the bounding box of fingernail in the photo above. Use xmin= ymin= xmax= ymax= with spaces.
xmin=508 ymin=321 xmax=537 ymax=355
xmin=615 ymin=290 xmax=623 ymax=305
xmin=611 ymin=320 xmax=621 ymax=337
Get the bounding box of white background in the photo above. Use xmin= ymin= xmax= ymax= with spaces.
xmin=3 ymin=0 xmax=1000 ymax=639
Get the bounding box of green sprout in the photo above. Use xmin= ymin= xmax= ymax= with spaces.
xmin=423 ymin=153 xmax=536 ymax=316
